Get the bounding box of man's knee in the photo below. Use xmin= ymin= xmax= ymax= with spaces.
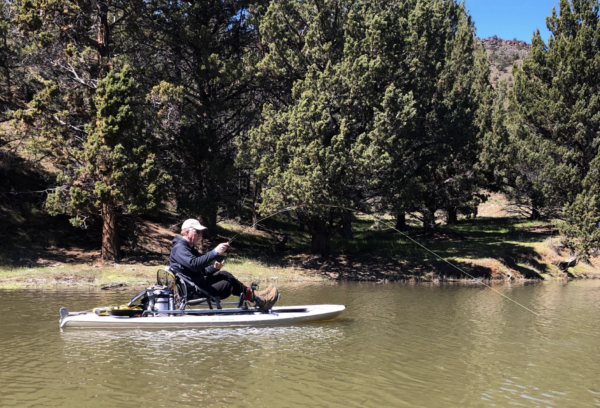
xmin=214 ymin=270 xmax=235 ymax=281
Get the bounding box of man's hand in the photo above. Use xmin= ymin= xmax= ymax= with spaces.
xmin=214 ymin=260 xmax=226 ymax=270
xmin=214 ymin=242 xmax=229 ymax=255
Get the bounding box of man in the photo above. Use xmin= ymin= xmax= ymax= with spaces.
xmin=169 ymin=219 xmax=279 ymax=309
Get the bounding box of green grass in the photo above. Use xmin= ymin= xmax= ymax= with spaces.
xmin=0 ymin=264 xmax=157 ymax=289
xmin=0 ymin=212 xmax=594 ymax=289
xmin=223 ymin=255 xmax=325 ymax=283
xmin=223 ymin=214 xmax=582 ymax=281
xmin=0 ymin=258 xmax=326 ymax=289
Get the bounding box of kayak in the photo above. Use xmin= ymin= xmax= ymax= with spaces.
xmin=59 ymin=304 xmax=345 ymax=329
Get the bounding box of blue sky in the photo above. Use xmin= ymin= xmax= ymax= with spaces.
xmin=465 ymin=0 xmax=560 ymax=43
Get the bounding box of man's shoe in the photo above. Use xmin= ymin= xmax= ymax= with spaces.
xmin=256 ymin=286 xmax=279 ymax=310
xmin=254 ymin=283 xmax=274 ymax=298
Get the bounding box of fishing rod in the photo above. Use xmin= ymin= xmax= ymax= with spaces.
xmin=225 ymin=203 xmax=540 ymax=316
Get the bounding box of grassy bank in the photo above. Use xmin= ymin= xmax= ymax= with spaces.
xmin=0 ymin=257 xmax=325 ymax=290
xmin=219 ymin=213 xmax=600 ymax=282
xmin=1 ymin=213 xmax=598 ymax=290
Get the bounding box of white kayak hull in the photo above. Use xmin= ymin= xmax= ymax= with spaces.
xmin=60 ymin=304 xmax=345 ymax=329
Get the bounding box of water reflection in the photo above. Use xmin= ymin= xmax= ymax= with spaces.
xmin=1 ymin=281 xmax=600 ymax=407
xmin=57 ymin=326 xmax=345 ymax=407
xmin=60 ymin=325 xmax=345 ymax=363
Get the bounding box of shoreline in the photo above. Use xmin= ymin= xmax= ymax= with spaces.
xmin=3 ymin=209 xmax=600 ymax=290
xmin=1 ymin=258 xmax=596 ymax=290
xmin=0 ymin=262 xmax=326 ymax=290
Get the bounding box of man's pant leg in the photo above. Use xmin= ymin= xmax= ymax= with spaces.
xmin=203 ymin=271 xmax=246 ymax=299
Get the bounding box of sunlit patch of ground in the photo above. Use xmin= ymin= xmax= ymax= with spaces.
xmin=2 ymin=193 xmax=600 ymax=289
xmin=0 ymin=258 xmax=325 ymax=290
xmin=0 ymin=264 xmax=157 ymax=289
xmin=477 ymin=192 xmax=513 ymax=218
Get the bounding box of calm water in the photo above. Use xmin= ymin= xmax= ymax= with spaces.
xmin=1 ymin=281 xmax=600 ymax=407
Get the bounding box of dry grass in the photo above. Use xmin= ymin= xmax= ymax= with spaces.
xmin=2 ymin=191 xmax=600 ymax=288
xmin=0 ymin=263 xmax=157 ymax=289
xmin=0 ymin=258 xmax=326 ymax=289
xmin=477 ymin=192 xmax=513 ymax=218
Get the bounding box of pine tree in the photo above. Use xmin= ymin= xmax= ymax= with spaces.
xmin=249 ymin=61 xmax=369 ymax=256
xmin=0 ymin=1 xmax=28 ymax=122
xmin=238 ymin=0 xmax=350 ymax=231
xmin=139 ymin=0 xmax=263 ymax=233
xmin=508 ymin=0 xmax=600 ymax=258
xmin=246 ymin=0 xmax=488 ymax=252
xmin=477 ymin=81 xmax=513 ymax=193
xmin=0 ymin=1 xmax=14 ymax=119
xmin=370 ymin=0 xmax=486 ymax=231
xmin=247 ymin=0 xmax=416 ymax=255
xmin=12 ymin=0 xmax=165 ymax=261
xmin=44 ymin=67 xmax=168 ymax=261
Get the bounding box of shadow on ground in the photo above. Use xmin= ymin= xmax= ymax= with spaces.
xmin=229 ymin=216 xmax=565 ymax=281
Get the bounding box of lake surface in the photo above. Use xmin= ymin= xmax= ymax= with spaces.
xmin=1 ymin=280 xmax=600 ymax=407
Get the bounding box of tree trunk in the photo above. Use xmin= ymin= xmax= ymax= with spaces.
xmin=251 ymin=181 xmax=258 ymax=231
xmin=2 ymin=33 xmax=11 ymax=104
xmin=445 ymin=207 xmax=458 ymax=225
xmin=530 ymin=206 xmax=541 ymax=220
xmin=310 ymin=218 xmax=331 ymax=257
xmin=101 ymin=203 xmax=120 ymax=262
xmin=296 ymin=211 xmax=306 ymax=231
xmin=422 ymin=207 xmax=437 ymax=232
xmin=96 ymin=0 xmax=110 ymax=77
xmin=200 ymin=209 xmax=218 ymax=238
xmin=341 ymin=219 xmax=353 ymax=239
xmin=340 ymin=211 xmax=353 ymax=239
xmin=395 ymin=212 xmax=407 ymax=231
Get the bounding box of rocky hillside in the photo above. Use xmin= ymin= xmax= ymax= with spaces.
xmin=477 ymin=36 xmax=531 ymax=88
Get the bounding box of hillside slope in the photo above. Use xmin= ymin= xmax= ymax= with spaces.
xmin=477 ymin=36 xmax=531 ymax=88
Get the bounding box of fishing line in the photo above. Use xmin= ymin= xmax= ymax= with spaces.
xmin=226 ymin=203 xmax=540 ymax=316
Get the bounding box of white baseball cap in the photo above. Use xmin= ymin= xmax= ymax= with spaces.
xmin=181 ymin=219 xmax=207 ymax=232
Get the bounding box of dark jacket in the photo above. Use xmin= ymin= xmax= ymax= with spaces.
xmin=169 ymin=235 xmax=218 ymax=285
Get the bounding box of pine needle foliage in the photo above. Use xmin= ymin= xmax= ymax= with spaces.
xmin=44 ymin=67 xmax=168 ymax=259
xmin=371 ymin=0 xmax=488 ymax=230
xmin=508 ymin=0 xmax=600 ymax=259
xmin=247 ymin=0 xmax=402 ymax=255
xmin=11 ymin=0 xmax=167 ymax=261
xmin=245 ymin=0 xmax=486 ymax=255
xmin=141 ymin=0 xmax=262 ymax=232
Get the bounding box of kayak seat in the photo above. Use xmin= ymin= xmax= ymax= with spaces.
xmin=157 ymin=268 xmax=249 ymax=311
xmin=166 ymin=269 xmax=223 ymax=310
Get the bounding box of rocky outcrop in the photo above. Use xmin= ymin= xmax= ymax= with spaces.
xmin=477 ymin=36 xmax=531 ymax=51
xmin=476 ymin=36 xmax=531 ymax=88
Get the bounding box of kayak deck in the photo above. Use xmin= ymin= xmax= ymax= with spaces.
xmin=60 ymin=304 xmax=345 ymax=329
